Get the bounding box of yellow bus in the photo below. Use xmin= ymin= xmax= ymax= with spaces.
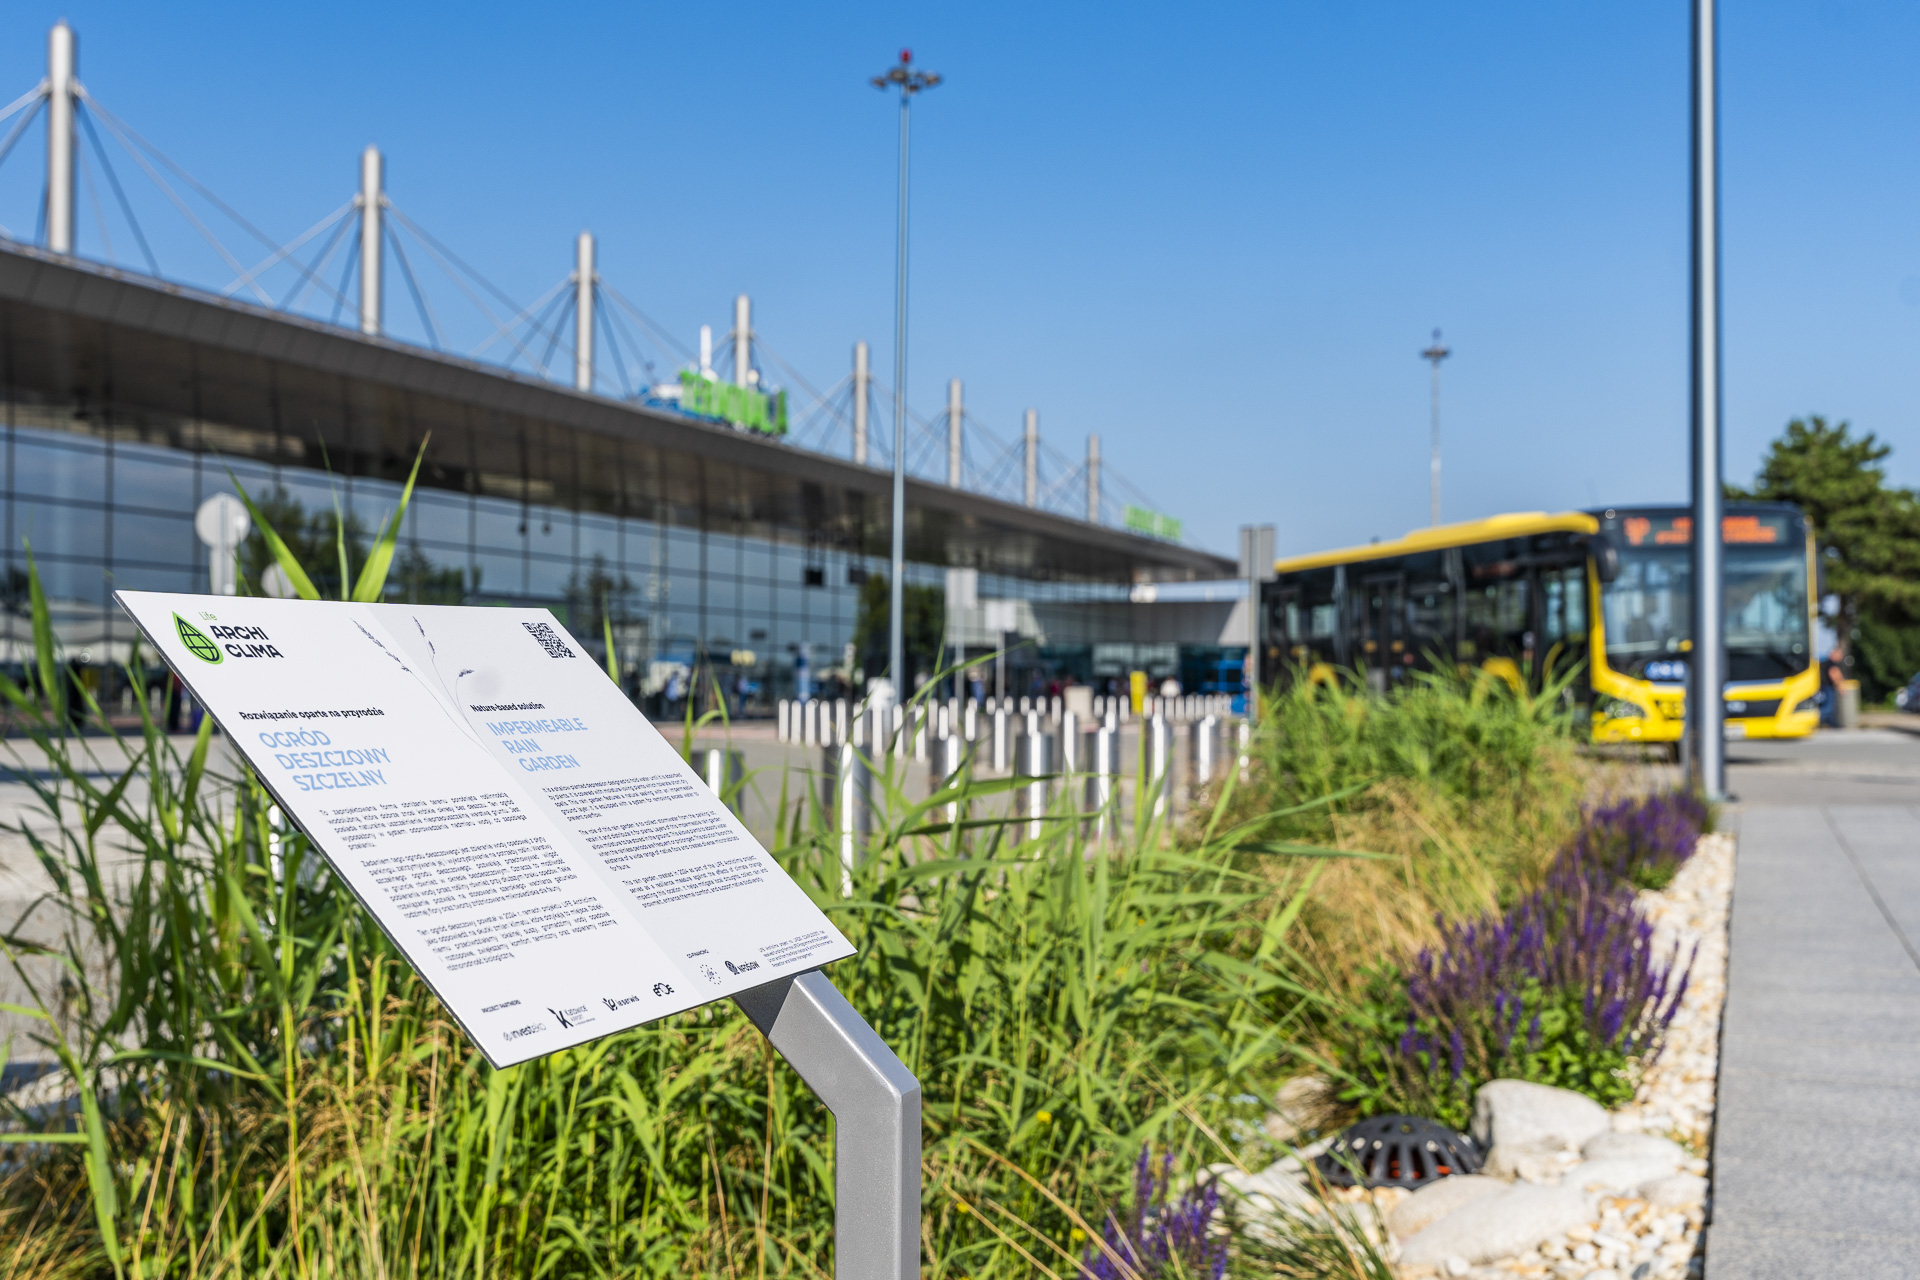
xmin=1258 ymin=503 xmax=1820 ymax=745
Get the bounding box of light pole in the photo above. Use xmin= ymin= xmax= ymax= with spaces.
xmin=1421 ymin=329 xmax=1450 ymax=526
xmin=873 ymin=49 xmax=941 ymax=701
xmin=1689 ymin=0 xmax=1726 ymax=799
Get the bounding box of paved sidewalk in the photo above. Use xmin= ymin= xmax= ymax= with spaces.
xmin=1707 ymin=798 xmax=1920 ymax=1276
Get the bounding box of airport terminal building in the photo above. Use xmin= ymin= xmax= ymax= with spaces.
xmin=0 ymin=244 xmax=1237 ymax=713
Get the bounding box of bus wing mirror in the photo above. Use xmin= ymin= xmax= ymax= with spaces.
xmin=1590 ymin=534 xmax=1621 ymax=584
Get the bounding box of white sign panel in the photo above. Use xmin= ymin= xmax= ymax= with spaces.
xmin=115 ymin=592 xmax=854 ymax=1068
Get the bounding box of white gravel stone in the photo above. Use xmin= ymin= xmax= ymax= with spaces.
xmin=1581 ymin=1131 xmax=1686 ymax=1166
xmin=1388 ymin=1174 xmax=1508 ymax=1239
xmin=1564 ymin=1155 xmax=1685 ymax=1195
xmin=1638 ymin=1173 xmax=1709 ymax=1208
xmin=1472 ymin=1080 xmax=1610 ymax=1154
xmin=1399 ymin=1184 xmax=1595 ymax=1267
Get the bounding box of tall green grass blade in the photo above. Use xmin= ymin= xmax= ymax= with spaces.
xmin=227 ymin=477 xmax=322 ymax=601
xmin=350 ymin=438 xmax=429 ymax=602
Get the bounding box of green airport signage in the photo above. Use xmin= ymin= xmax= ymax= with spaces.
xmin=1124 ymin=505 xmax=1183 ymax=542
xmin=678 ymin=371 xmax=788 ymax=436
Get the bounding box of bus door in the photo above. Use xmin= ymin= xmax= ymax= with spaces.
xmin=1265 ymin=583 xmax=1300 ymax=686
xmin=1357 ymin=572 xmax=1407 ymax=692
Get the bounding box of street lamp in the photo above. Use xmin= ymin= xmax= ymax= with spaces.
xmin=872 ymin=48 xmax=941 ymax=702
xmin=1420 ymin=329 xmax=1450 ymax=526
xmin=1689 ymin=0 xmax=1725 ymax=799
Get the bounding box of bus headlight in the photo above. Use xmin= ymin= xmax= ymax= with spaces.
xmin=1597 ymin=697 xmax=1644 ymax=720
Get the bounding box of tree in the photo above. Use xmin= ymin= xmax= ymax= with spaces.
xmin=1733 ymin=416 xmax=1920 ymax=698
xmin=851 ymin=574 xmax=946 ymax=690
xmin=238 ymin=486 xmax=370 ymax=599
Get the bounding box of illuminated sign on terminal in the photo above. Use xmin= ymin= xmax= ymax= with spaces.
xmin=678 ymin=371 xmax=788 ymax=436
xmin=1124 ymin=505 xmax=1182 ymax=541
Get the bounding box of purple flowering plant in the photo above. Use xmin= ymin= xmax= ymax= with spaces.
xmin=1083 ymin=1147 xmax=1229 ymax=1280
xmin=1333 ymin=790 xmax=1704 ymax=1128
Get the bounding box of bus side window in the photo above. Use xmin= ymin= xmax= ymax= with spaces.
xmin=1463 ymin=540 xmax=1530 ymax=664
xmin=1404 ymin=551 xmax=1451 ymax=664
xmin=1541 ymin=565 xmax=1587 ymax=645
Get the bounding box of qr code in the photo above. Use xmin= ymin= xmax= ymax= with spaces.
xmin=522 ymin=620 xmax=576 ymax=659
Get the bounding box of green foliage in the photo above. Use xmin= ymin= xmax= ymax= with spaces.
xmin=851 ymin=573 xmax=947 ymax=685
xmin=852 ymin=571 xmax=948 ymax=687
xmin=1330 ymin=972 xmax=1636 ymax=1131
xmin=1733 ymin=414 xmax=1920 ymax=698
xmin=1246 ymin=667 xmax=1578 ymax=840
xmin=0 ymin=560 xmax=1338 ymax=1276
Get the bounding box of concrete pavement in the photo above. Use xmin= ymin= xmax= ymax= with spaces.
xmin=1707 ymin=729 xmax=1920 ymax=1276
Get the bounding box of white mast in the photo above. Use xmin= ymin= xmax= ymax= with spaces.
xmin=853 ymin=341 xmax=871 ymax=464
xmin=359 ymin=146 xmax=383 ymax=336
xmin=574 ymin=231 xmax=595 ymax=392
xmin=734 ymin=294 xmax=752 ymax=386
xmin=947 ymin=378 xmax=963 ymax=487
xmin=1086 ymin=434 xmax=1101 ymax=522
xmin=1024 ymin=409 xmax=1038 ymax=507
xmin=45 ymin=22 xmax=76 ymax=255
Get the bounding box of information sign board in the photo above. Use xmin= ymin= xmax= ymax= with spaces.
xmin=115 ymin=592 xmax=854 ymax=1068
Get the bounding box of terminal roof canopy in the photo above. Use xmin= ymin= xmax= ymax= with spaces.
xmin=0 ymin=244 xmax=1231 ymax=586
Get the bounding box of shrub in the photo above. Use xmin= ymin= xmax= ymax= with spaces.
xmin=1331 ymin=792 xmax=1703 ymax=1128
xmin=1085 ymin=1147 xmax=1229 ymax=1280
xmin=1225 ymin=668 xmax=1594 ymax=996
xmin=1568 ymin=790 xmax=1709 ymax=891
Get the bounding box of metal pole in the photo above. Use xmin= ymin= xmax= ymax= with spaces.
xmin=1086 ymin=434 xmax=1101 ymax=523
xmin=701 ymin=325 xmax=714 ymax=375
xmin=853 ymin=341 xmax=871 ymax=464
xmin=735 ymin=294 xmax=752 ymax=387
xmin=1024 ymin=409 xmax=1038 ymax=507
xmin=1239 ymin=524 xmax=1274 ymax=724
xmin=888 ymin=92 xmax=911 ymax=699
xmin=359 ymin=146 xmax=383 ymax=336
xmin=45 ymin=22 xmax=75 ymax=256
xmin=947 ymin=378 xmax=963 ymax=486
xmin=1690 ymin=0 xmax=1726 ymax=800
xmin=574 ymin=231 xmax=595 ymax=392
xmin=1420 ymin=330 xmax=1450 ymax=526
xmin=733 ymin=972 xmax=921 ymax=1280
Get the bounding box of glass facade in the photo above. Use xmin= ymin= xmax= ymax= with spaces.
xmin=0 ymin=249 xmax=1226 ymax=715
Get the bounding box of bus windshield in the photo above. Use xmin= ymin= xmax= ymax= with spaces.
xmin=1602 ymin=544 xmax=1810 ymax=680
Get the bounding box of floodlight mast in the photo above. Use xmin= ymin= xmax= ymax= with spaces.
xmin=1420 ymin=330 xmax=1450 ymax=526
xmin=872 ymin=49 xmax=941 ymax=700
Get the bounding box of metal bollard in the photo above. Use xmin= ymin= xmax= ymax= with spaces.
xmin=1060 ymin=710 xmax=1081 ymax=772
xmin=1015 ymin=728 xmax=1053 ymax=840
xmin=1189 ymin=715 xmax=1220 ymax=792
xmin=913 ymin=708 xmax=929 ymax=763
xmin=778 ymin=699 xmax=792 ymax=742
xmin=991 ymin=708 xmax=1011 ymax=772
xmin=834 ymin=740 xmax=873 ymax=895
xmin=1090 ymin=726 xmax=1121 ymax=841
xmin=836 ymin=698 xmax=849 ymax=745
xmin=964 ymin=699 xmax=979 ymax=742
xmin=1237 ymin=719 xmax=1253 ymax=782
xmin=935 ymin=731 xmax=968 ymax=825
xmin=694 ymin=747 xmax=744 ymax=811
xmin=1142 ymin=716 xmax=1173 ymax=823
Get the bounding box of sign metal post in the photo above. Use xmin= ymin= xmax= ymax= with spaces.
xmin=735 ymin=972 xmax=921 ymax=1280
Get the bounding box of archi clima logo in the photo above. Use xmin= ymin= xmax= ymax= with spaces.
xmin=175 ymin=614 xmax=222 ymax=664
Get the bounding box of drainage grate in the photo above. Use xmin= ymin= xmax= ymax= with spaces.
xmin=1313 ymin=1114 xmax=1482 ymax=1188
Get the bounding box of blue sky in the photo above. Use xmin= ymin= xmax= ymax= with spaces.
xmin=1 ymin=1 xmax=1916 ymax=562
